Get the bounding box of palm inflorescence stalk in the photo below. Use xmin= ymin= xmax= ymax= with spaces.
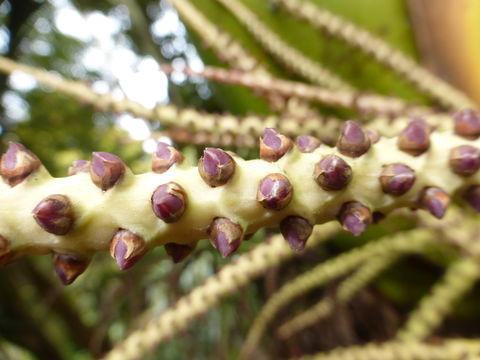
xmin=3 ymin=0 xmax=480 ymax=359
xmin=1 ymin=91 xmax=480 ymax=286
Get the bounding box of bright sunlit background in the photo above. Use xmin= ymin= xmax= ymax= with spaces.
xmin=5 ymin=1 xmax=480 ymax=359
xmin=1 ymin=0 xmax=208 ymax=153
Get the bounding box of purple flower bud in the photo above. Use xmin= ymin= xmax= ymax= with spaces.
xmin=198 ymin=148 xmax=236 ymax=187
xmin=90 ymin=152 xmax=126 ymax=191
xmin=463 ymin=186 xmax=480 ymax=212
xmin=365 ymin=129 xmax=381 ymax=144
xmin=397 ymin=118 xmax=431 ymax=156
xmin=53 ymin=253 xmax=89 ymax=285
xmin=314 ymin=155 xmax=352 ymax=191
xmin=336 ymin=120 xmax=371 ymax=158
xmin=419 ymin=187 xmax=450 ymax=219
xmin=280 ymin=216 xmax=313 ymax=251
xmin=152 ymin=142 xmax=184 ymax=174
xmin=151 ymin=182 xmax=187 ymax=223
xmin=68 ymin=160 xmax=90 ymax=176
xmin=295 ymin=135 xmax=321 ymax=153
xmin=0 ymin=142 xmax=41 ymax=187
xmin=165 ymin=242 xmax=196 ymax=263
xmin=454 ymin=109 xmax=480 ymax=139
xmin=208 ymin=218 xmax=243 ymax=258
xmin=379 ymin=164 xmax=416 ymax=196
xmin=0 ymin=235 xmax=12 ymax=267
xmin=110 ymin=229 xmax=147 ymax=270
xmin=337 ymin=202 xmax=372 ymax=236
xmin=260 ymin=128 xmax=293 ymax=162
xmin=449 ymin=145 xmax=480 ymax=176
xmin=32 ymin=194 xmax=75 ymax=235
xmin=257 ymin=173 xmax=293 ymax=210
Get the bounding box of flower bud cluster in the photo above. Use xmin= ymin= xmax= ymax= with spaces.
xmin=0 ymin=110 xmax=479 ymax=284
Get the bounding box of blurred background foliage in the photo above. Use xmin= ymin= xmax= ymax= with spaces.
xmin=1 ymin=0 xmax=480 ymax=359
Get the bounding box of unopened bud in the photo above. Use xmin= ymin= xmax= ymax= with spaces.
xmin=463 ymin=186 xmax=480 ymax=212
xmin=0 ymin=142 xmax=41 ymax=186
xmin=336 ymin=120 xmax=370 ymax=157
xmin=449 ymin=145 xmax=480 ymax=176
xmin=454 ymin=109 xmax=480 ymax=139
xmin=419 ymin=187 xmax=450 ymax=219
xmin=257 ymin=173 xmax=293 ymax=210
xmin=314 ymin=155 xmax=352 ymax=191
xmin=260 ymin=128 xmax=293 ymax=162
xmin=296 ymin=135 xmax=321 ymax=153
xmin=110 ymin=229 xmax=147 ymax=270
xmin=379 ymin=163 xmax=416 ymax=196
xmin=198 ymin=148 xmax=236 ymax=187
xmin=53 ymin=253 xmax=89 ymax=285
xmin=397 ymin=118 xmax=430 ymax=156
xmin=68 ymin=160 xmax=90 ymax=176
xmin=208 ymin=218 xmax=243 ymax=258
xmin=90 ymin=152 xmax=126 ymax=191
xmin=152 ymin=142 xmax=184 ymax=174
xmin=151 ymin=182 xmax=187 ymax=223
xmin=337 ymin=202 xmax=372 ymax=236
xmin=32 ymin=194 xmax=75 ymax=235
xmin=280 ymin=216 xmax=313 ymax=251
xmin=365 ymin=129 xmax=381 ymax=144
